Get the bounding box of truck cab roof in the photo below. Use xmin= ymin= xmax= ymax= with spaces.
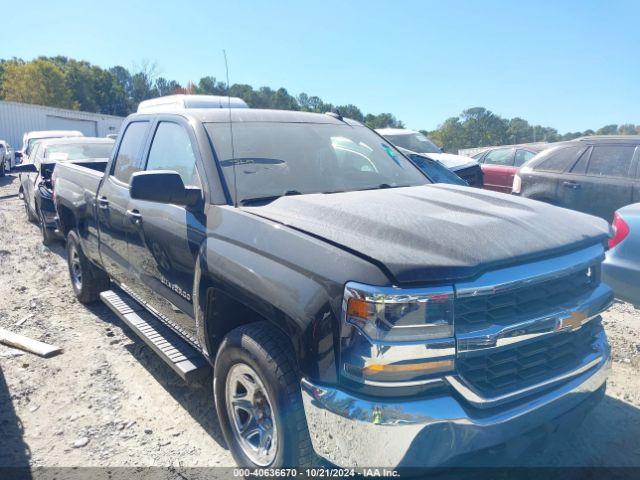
xmin=137 ymin=94 xmax=249 ymax=112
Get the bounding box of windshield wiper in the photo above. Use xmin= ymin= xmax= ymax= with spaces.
xmin=240 ymin=190 xmax=302 ymax=206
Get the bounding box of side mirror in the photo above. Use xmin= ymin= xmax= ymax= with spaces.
xmin=130 ymin=170 xmax=201 ymax=207
xmin=13 ymin=163 xmax=38 ymax=173
xmin=14 ymin=151 xmax=23 ymax=159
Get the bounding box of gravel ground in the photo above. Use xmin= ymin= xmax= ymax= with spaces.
xmin=0 ymin=171 xmax=639 ymax=470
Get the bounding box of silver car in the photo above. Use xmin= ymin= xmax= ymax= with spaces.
xmin=603 ymin=203 xmax=640 ymax=307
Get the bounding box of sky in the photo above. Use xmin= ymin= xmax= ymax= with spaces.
xmin=1 ymin=0 xmax=639 ymax=133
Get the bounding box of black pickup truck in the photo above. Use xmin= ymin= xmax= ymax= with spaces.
xmin=53 ymin=102 xmax=614 ymax=469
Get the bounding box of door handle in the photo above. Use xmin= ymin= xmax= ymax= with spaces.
xmin=97 ymin=196 xmax=109 ymax=208
xmin=563 ymin=181 xmax=581 ymax=189
xmin=126 ymin=209 xmax=143 ymax=225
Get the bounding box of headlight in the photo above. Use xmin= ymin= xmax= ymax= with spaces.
xmin=340 ymin=282 xmax=455 ymax=386
xmin=512 ymin=173 xmax=522 ymax=194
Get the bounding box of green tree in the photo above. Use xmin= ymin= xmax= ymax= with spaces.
xmin=335 ymin=104 xmax=364 ymax=122
xmin=507 ymin=117 xmax=532 ymax=144
xmin=596 ymin=124 xmax=618 ymax=135
xmin=364 ymin=113 xmax=404 ymax=129
xmin=1 ymin=59 xmax=74 ymax=109
xmin=195 ymin=76 xmax=226 ymax=95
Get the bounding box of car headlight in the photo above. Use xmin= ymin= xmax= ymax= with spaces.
xmin=340 ymin=282 xmax=455 ymax=386
xmin=512 ymin=173 xmax=522 ymax=194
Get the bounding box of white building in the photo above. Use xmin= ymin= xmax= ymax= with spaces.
xmin=0 ymin=100 xmax=124 ymax=149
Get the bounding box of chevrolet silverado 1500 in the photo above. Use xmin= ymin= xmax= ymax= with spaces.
xmin=52 ymin=96 xmax=613 ymax=469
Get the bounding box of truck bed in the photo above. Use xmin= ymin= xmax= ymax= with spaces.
xmin=52 ymin=160 xmax=107 ymax=195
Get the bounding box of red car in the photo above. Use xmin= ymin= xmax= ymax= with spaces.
xmin=473 ymin=145 xmax=546 ymax=193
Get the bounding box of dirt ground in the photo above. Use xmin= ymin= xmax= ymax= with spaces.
xmin=1 ymin=171 xmax=639 ymax=470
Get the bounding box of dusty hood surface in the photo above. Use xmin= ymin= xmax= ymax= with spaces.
xmin=243 ymin=185 xmax=610 ymax=284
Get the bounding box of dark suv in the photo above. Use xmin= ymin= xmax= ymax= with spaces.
xmin=514 ymin=136 xmax=640 ymax=221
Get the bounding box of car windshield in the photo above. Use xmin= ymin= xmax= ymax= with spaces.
xmin=44 ymin=142 xmax=114 ymax=161
xmin=205 ymin=122 xmax=429 ymax=205
xmin=409 ymin=155 xmax=468 ymax=186
xmin=383 ymin=132 xmax=442 ymax=154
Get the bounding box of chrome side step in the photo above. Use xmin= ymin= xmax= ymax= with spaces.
xmin=100 ymin=288 xmax=210 ymax=382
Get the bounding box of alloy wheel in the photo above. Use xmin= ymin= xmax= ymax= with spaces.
xmin=225 ymin=363 xmax=278 ymax=466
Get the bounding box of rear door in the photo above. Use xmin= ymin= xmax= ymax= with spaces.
xmin=576 ymin=144 xmax=637 ymax=221
xmin=479 ymin=148 xmax=515 ymax=192
xmin=97 ymin=121 xmax=150 ymax=284
xmin=125 ymin=118 xmax=206 ymax=341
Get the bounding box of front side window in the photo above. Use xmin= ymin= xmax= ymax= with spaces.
xmin=383 ymin=133 xmax=442 ymax=154
xmin=484 ymin=148 xmax=515 ymax=166
xmin=533 ymin=146 xmax=581 ymax=173
xmin=586 ymin=145 xmax=636 ymax=178
xmin=112 ymin=122 xmax=149 ymax=184
xmin=145 ymin=122 xmax=199 ymax=187
xmin=206 ymin=122 xmax=429 ymax=204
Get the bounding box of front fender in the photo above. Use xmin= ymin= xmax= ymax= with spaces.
xmin=194 ymin=237 xmax=340 ymax=384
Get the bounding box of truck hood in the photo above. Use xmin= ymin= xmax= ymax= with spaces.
xmin=242 ymin=185 xmax=610 ymax=284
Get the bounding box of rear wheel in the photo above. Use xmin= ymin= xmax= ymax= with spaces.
xmin=214 ymin=322 xmax=315 ymax=468
xmin=66 ymin=229 xmax=110 ymax=303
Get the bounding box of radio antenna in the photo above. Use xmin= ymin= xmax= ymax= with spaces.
xmin=223 ymin=49 xmax=238 ymax=207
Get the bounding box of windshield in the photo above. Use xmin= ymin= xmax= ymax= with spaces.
xmin=44 ymin=142 xmax=114 ymax=161
xmin=409 ymin=155 xmax=468 ymax=186
xmin=205 ymin=122 xmax=429 ymax=204
xmin=384 ymin=133 xmax=442 ymax=154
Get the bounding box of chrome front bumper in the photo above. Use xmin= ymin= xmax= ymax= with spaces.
xmin=301 ymin=329 xmax=610 ymax=468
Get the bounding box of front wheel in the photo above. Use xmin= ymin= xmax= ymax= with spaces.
xmin=38 ymin=208 xmax=55 ymax=246
xmin=214 ymin=322 xmax=315 ymax=468
xmin=24 ymin=200 xmax=37 ymax=223
xmin=66 ymin=229 xmax=110 ymax=303
xmin=0 ymin=162 xmax=5 ymax=177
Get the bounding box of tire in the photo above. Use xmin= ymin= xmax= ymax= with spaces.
xmin=0 ymin=162 xmax=5 ymax=177
xmin=66 ymin=229 xmax=110 ymax=303
xmin=38 ymin=207 xmax=55 ymax=246
xmin=214 ymin=322 xmax=315 ymax=468
xmin=24 ymin=199 xmax=37 ymax=223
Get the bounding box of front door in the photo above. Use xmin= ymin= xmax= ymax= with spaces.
xmin=126 ymin=120 xmax=206 ymax=341
xmin=97 ymin=121 xmax=150 ymax=285
xmin=480 ymin=148 xmax=515 ymax=192
xmin=22 ymin=143 xmax=44 ymax=214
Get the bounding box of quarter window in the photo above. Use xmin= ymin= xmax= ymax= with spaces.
xmin=483 ymin=148 xmax=514 ymax=166
xmin=586 ymin=145 xmax=636 ymax=178
xmin=145 ymin=122 xmax=200 ymax=187
xmin=112 ymin=122 xmax=149 ymax=184
xmin=514 ymin=149 xmax=535 ymax=167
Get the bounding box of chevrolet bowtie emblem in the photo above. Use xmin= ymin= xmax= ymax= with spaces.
xmin=557 ymin=311 xmax=587 ymax=332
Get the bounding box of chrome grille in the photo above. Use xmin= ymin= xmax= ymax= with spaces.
xmin=458 ymin=321 xmax=599 ymax=397
xmin=455 ymin=267 xmax=596 ymax=328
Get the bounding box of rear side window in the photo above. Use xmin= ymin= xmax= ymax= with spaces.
xmin=533 ymin=146 xmax=580 ymax=173
xmin=112 ymin=122 xmax=149 ymax=184
xmin=145 ymin=122 xmax=200 ymax=187
xmin=586 ymin=145 xmax=636 ymax=178
xmin=483 ymin=148 xmax=514 ymax=166
xmin=514 ymin=149 xmax=535 ymax=167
